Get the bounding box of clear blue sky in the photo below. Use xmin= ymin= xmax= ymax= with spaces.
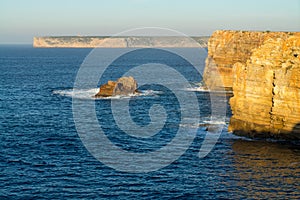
xmin=1 ymin=0 xmax=299 ymax=43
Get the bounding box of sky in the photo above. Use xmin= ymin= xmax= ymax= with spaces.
xmin=0 ymin=0 xmax=299 ymax=44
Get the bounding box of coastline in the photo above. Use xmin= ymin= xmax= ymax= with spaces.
xmin=33 ymin=36 xmax=209 ymax=48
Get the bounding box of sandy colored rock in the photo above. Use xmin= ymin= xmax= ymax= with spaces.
xmin=95 ymin=76 xmax=138 ymax=97
xmin=96 ymin=81 xmax=117 ymax=97
xmin=229 ymin=34 xmax=300 ymax=139
xmin=203 ymin=30 xmax=298 ymax=90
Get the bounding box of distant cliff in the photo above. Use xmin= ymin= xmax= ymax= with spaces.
xmin=33 ymin=36 xmax=209 ymax=48
xmin=203 ymin=30 xmax=296 ymax=90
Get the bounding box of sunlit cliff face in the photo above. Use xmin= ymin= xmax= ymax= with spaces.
xmin=283 ymin=35 xmax=300 ymax=66
xmin=227 ymin=32 xmax=300 ymax=139
xmin=203 ymin=31 xmax=299 ymax=90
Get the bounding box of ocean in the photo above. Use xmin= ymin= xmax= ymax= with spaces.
xmin=0 ymin=45 xmax=299 ymax=199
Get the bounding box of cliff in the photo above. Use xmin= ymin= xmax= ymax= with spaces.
xmin=227 ymin=32 xmax=300 ymax=139
xmin=203 ymin=30 xmax=294 ymax=90
xmin=33 ymin=36 xmax=209 ymax=48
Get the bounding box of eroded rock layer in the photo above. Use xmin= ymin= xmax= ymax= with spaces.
xmin=229 ymin=34 xmax=300 ymax=139
xmin=203 ymin=30 xmax=294 ymax=90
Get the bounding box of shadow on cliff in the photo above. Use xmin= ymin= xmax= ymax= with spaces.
xmin=229 ymin=121 xmax=300 ymax=141
xmin=291 ymin=122 xmax=300 ymax=140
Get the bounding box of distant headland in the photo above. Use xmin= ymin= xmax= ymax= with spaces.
xmin=33 ymin=36 xmax=209 ymax=48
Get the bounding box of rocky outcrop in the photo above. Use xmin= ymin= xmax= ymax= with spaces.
xmin=228 ymin=34 xmax=300 ymax=139
xmin=33 ymin=36 xmax=209 ymax=48
xmin=95 ymin=76 xmax=138 ymax=97
xmin=203 ymin=30 xmax=295 ymax=90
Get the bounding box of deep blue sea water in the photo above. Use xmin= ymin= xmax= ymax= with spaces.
xmin=0 ymin=45 xmax=299 ymax=199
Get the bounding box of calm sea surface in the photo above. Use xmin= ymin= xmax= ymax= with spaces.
xmin=0 ymin=45 xmax=299 ymax=199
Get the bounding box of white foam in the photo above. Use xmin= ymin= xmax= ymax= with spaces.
xmin=53 ymin=88 xmax=99 ymax=99
xmin=202 ymin=120 xmax=226 ymax=125
xmin=179 ymin=118 xmax=227 ymax=130
xmin=52 ymin=88 xmax=161 ymax=100
xmin=185 ymin=86 xmax=233 ymax=94
xmin=185 ymin=86 xmax=210 ymax=92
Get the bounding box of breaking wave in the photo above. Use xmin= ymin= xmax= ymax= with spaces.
xmin=185 ymin=86 xmax=210 ymax=92
xmin=52 ymin=88 xmax=161 ymax=100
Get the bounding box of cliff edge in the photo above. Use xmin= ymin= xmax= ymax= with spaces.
xmin=203 ymin=30 xmax=295 ymax=90
xmin=228 ymin=33 xmax=300 ymax=139
xmin=203 ymin=30 xmax=299 ymax=139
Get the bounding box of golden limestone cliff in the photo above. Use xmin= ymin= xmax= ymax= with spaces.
xmin=228 ymin=33 xmax=300 ymax=139
xmin=203 ymin=30 xmax=294 ymax=90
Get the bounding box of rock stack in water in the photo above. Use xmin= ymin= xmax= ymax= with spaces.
xmin=95 ymin=76 xmax=138 ymax=97
xmin=229 ymin=34 xmax=300 ymax=139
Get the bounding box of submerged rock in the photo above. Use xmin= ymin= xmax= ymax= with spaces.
xmin=95 ymin=76 xmax=138 ymax=97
